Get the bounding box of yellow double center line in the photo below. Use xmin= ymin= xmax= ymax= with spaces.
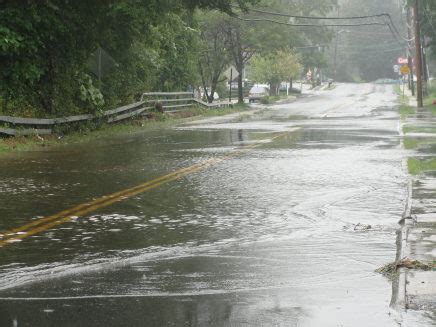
xmin=0 ymin=133 xmax=288 ymax=248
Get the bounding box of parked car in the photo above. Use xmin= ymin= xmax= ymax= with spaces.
xmin=248 ymin=86 xmax=269 ymax=103
xmin=279 ymin=82 xmax=288 ymax=92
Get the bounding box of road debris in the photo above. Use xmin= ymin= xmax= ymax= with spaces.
xmin=376 ymin=257 xmax=436 ymax=278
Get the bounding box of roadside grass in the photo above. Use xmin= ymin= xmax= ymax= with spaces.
xmin=423 ymin=80 xmax=436 ymax=114
xmin=403 ymin=125 xmax=436 ymax=134
xmin=404 ymin=138 xmax=420 ymax=149
xmin=0 ymin=104 xmax=249 ymax=154
xmin=399 ymin=104 xmax=415 ymax=119
xmin=395 ymin=81 xmax=436 ymax=118
xmin=427 ymin=80 xmax=436 ymax=97
xmin=401 ymin=81 xmax=436 ymax=175
xmin=322 ymin=84 xmax=337 ymax=91
xmin=260 ymin=95 xmax=288 ymax=104
xmin=424 ymin=96 xmax=436 ymax=115
xmin=395 ymin=84 xmax=415 ymax=120
xmin=0 ymin=135 xmax=57 ymax=153
xmin=408 ymin=157 xmax=436 ymax=175
xmin=404 ymin=137 xmax=436 ymax=150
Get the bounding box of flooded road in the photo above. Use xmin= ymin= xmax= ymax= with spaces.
xmin=0 ymin=83 xmax=433 ymax=326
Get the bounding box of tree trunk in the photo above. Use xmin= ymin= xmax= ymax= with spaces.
xmin=312 ymin=68 xmax=316 ymax=89
xmin=269 ymin=82 xmax=278 ymax=96
xmin=208 ymin=83 xmax=216 ymax=103
xmin=198 ymin=61 xmax=211 ymax=103
xmin=235 ymin=28 xmax=245 ymax=104
xmin=40 ymin=73 xmax=54 ymax=114
xmin=208 ymin=75 xmax=220 ymax=103
xmin=237 ymin=66 xmax=243 ymax=104
xmin=269 ymin=85 xmax=274 ymax=96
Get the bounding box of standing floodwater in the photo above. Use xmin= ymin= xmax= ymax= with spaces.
xmin=0 ymin=84 xmax=433 ymax=326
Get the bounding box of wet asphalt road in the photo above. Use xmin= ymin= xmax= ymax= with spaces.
xmin=0 ymin=83 xmax=433 ymax=326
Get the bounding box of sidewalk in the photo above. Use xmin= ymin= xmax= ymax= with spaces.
xmin=399 ymin=88 xmax=436 ymax=317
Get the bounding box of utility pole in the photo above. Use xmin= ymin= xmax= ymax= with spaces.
xmin=406 ymin=6 xmax=415 ymax=96
xmin=333 ymin=6 xmax=340 ymax=81
xmin=229 ymin=68 xmax=233 ymax=103
xmin=413 ymin=0 xmax=424 ymax=108
xmin=333 ymin=35 xmax=338 ymax=81
xmin=421 ymin=37 xmax=429 ymax=96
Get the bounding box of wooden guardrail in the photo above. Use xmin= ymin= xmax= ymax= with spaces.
xmin=0 ymin=92 xmax=231 ymax=136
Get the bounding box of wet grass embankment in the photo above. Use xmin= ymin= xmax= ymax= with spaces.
xmin=375 ymin=84 xmax=436 ymax=311
xmin=394 ymin=83 xmax=436 ymax=313
xmin=396 ymin=82 xmax=436 ymax=175
xmin=0 ymin=104 xmax=250 ymax=155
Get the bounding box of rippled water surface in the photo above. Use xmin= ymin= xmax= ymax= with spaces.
xmin=0 ymin=84 xmax=433 ymax=326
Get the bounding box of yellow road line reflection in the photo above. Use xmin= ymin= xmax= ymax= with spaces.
xmin=0 ymin=132 xmax=289 ymax=247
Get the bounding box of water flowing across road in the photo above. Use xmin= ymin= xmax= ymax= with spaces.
xmin=0 ymin=84 xmax=432 ymax=326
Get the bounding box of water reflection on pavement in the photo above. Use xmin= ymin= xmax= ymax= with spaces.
xmin=0 ymin=84 xmax=433 ymax=326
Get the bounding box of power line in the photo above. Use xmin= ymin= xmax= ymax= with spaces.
xmin=292 ymin=45 xmax=328 ymax=49
xmin=235 ymin=16 xmax=405 ymax=47
xmin=236 ymin=6 xmax=389 ymax=20
xmin=384 ymin=14 xmax=414 ymax=41
xmin=233 ymin=5 xmax=412 ymax=44
xmin=337 ymin=47 xmax=405 ymax=53
xmin=235 ymin=16 xmax=389 ymax=28
xmin=293 ymin=42 xmax=404 ymax=50
xmin=343 ymin=30 xmax=398 ymax=36
xmin=336 ymin=42 xmax=406 ymax=50
xmin=385 ymin=20 xmax=402 ymax=43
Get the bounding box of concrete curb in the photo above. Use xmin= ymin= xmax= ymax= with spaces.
xmin=392 ymin=176 xmax=415 ymax=310
xmin=391 ymin=113 xmax=415 ymax=310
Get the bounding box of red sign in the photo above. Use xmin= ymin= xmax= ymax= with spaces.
xmin=397 ymin=57 xmax=408 ymax=65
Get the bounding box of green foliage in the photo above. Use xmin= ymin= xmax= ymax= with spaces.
xmin=0 ymin=0 xmax=256 ymax=117
xmin=100 ymin=9 xmax=200 ymax=108
xmin=250 ymin=49 xmax=302 ymax=94
xmin=250 ymin=54 xmax=280 ymax=84
xmin=224 ymin=0 xmax=335 ymax=102
xmin=399 ymin=104 xmax=415 ymax=119
xmin=408 ymin=158 xmax=436 ymax=175
xmin=422 ymin=0 xmax=436 ymax=58
xmin=259 ymin=95 xmax=284 ymax=104
xmin=78 ymin=73 xmax=104 ymax=108
xmin=182 ymin=0 xmax=258 ymax=13
xmin=277 ymin=50 xmax=303 ymax=80
xmin=427 ymin=80 xmax=436 ymax=97
xmin=404 ymin=138 xmax=419 ymax=149
xmin=0 ymin=0 xmax=339 ymax=118
xmin=196 ymin=10 xmax=232 ymax=103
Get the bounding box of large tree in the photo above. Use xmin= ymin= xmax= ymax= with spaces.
xmin=421 ymin=0 xmax=436 ymax=57
xmin=250 ymin=49 xmax=302 ymax=95
xmin=222 ymin=0 xmax=335 ymax=103
xmin=196 ymin=11 xmax=232 ymax=103
xmin=0 ymin=0 xmax=256 ymax=115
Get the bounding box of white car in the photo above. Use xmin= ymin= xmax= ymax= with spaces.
xmin=248 ymin=86 xmax=269 ymax=103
